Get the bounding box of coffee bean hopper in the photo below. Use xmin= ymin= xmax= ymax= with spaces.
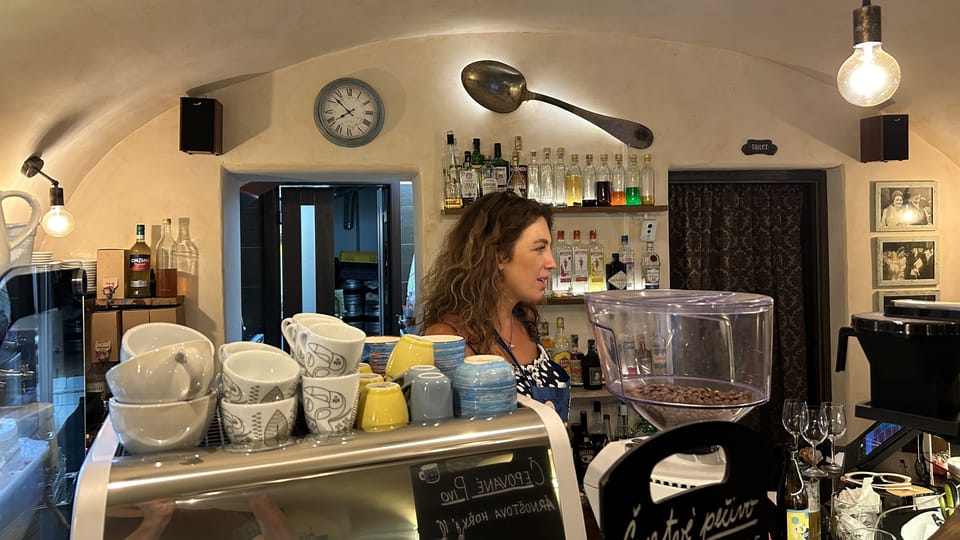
xmin=581 ymin=290 xmax=774 ymax=523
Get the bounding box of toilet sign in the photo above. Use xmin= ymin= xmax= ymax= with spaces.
xmin=599 ymin=421 xmax=775 ymax=540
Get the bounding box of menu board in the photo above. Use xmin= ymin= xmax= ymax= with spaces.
xmin=410 ymin=446 xmax=565 ymax=540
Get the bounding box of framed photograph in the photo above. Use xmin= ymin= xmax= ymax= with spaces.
xmin=874 ymin=289 xmax=940 ymax=311
xmin=874 ymin=236 xmax=938 ymax=287
xmin=873 ymin=180 xmax=936 ymax=231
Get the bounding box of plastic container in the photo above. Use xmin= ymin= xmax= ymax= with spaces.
xmin=584 ymin=289 xmax=773 ymax=430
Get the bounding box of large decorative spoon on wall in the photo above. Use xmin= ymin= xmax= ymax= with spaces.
xmin=461 ymin=60 xmax=654 ymax=149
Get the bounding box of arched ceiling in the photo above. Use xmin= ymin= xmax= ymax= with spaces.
xmin=2 ymin=0 xmax=957 ymax=197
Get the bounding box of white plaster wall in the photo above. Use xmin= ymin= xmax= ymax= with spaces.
xmin=40 ymin=32 xmax=959 ymax=434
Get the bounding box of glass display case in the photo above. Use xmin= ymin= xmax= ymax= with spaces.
xmin=75 ymin=397 xmax=585 ymax=540
xmin=0 ymin=265 xmax=89 ymax=539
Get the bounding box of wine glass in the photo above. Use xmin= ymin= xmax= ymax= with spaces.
xmin=781 ymin=399 xmax=805 ymax=449
xmin=823 ymin=401 xmax=847 ymax=473
xmin=801 ymin=405 xmax=829 ymax=478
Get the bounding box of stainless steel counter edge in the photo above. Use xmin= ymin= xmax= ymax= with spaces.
xmin=106 ymin=407 xmax=552 ymax=507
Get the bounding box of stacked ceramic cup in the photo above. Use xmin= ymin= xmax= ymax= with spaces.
xmin=452 ymin=355 xmax=517 ymax=418
xmin=218 ymin=343 xmax=301 ymax=448
xmin=361 ymin=336 xmax=400 ymax=375
xmin=282 ymin=313 xmax=365 ymax=440
xmin=105 ymin=325 xmax=217 ymax=454
xmin=418 ymin=335 xmax=466 ymax=378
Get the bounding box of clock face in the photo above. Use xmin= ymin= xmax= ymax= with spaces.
xmin=313 ymin=78 xmax=384 ymax=147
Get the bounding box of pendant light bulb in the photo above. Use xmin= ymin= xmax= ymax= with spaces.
xmin=41 ymin=185 xmax=75 ymax=237
xmin=837 ymin=42 xmax=901 ymax=106
xmin=837 ymin=1 xmax=900 ymax=107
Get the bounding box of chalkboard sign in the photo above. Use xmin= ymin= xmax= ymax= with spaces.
xmin=410 ymin=446 xmax=565 ymax=539
xmin=599 ymin=421 xmax=775 ymax=540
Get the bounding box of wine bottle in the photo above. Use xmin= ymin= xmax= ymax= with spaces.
xmin=582 ymin=339 xmax=603 ymax=390
xmin=806 ymin=478 xmax=821 ymax=540
xmin=128 ymin=224 xmax=152 ymax=297
xmin=781 ymin=449 xmax=810 ymax=540
xmin=154 ymin=218 xmax=178 ymax=297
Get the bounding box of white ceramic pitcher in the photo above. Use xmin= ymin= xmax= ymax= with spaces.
xmin=0 ymin=190 xmax=42 ymax=271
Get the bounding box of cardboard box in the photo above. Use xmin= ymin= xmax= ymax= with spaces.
xmin=89 ymin=310 xmax=121 ymax=363
xmin=149 ymin=305 xmax=185 ymax=324
xmin=121 ymin=310 xmax=151 ymax=336
xmin=96 ymin=249 xmax=128 ymax=300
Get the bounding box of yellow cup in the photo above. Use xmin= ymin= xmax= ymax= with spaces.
xmin=358 ymin=382 xmax=409 ymax=432
xmin=384 ymin=334 xmax=434 ymax=381
xmin=358 ymin=362 xmax=373 ymax=374
xmin=355 ymin=373 xmax=385 ymax=427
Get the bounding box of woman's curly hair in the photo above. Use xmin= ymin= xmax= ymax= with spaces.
xmin=418 ymin=191 xmax=553 ymax=352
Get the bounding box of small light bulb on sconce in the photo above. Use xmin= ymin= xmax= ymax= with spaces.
xmin=837 ymin=42 xmax=901 ymax=107
xmin=837 ymin=1 xmax=901 ymax=107
xmin=41 ymin=205 xmax=75 ymax=237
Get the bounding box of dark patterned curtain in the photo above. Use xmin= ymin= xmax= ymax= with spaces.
xmin=668 ymin=181 xmax=809 ymax=449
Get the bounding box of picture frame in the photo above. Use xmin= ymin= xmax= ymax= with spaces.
xmin=874 ymin=289 xmax=940 ymax=311
xmin=873 ymin=180 xmax=936 ymax=232
xmin=874 ymin=236 xmax=938 ymax=287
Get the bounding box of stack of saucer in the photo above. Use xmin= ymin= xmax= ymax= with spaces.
xmin=31 ymin=251 xmax=59 ymax=269
xmin=61 ymin=259 xmax=97 ymax=294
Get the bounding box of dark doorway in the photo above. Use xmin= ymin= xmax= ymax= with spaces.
xmin=238 ymin=182 xmax=411 ymax=347
xmin=668 ymin=170 xmax=831 ymax=452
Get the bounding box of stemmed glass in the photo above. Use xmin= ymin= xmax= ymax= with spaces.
xmin=801 ymin=405 xmax=829 ymax=478
xmin=781 ymin=399 xmax=805 ymax=449
xmin=823 ymin=401 xmax=847 ymax=473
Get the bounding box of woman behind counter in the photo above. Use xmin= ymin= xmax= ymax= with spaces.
xmin=419 ymin=191 xmax=570 ymax=422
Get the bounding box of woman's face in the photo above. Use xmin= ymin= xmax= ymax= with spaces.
xmin=893 ymin=194 xmax=903 ymax=206
xmin=500 ymin=217 xmax=556 ymax=304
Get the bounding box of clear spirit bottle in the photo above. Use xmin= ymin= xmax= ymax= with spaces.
xmin=612 ymin=153 xmax=626 ymax=206
xmin=587 ymin=229 xmax=605 ymax=292
xmin=640 ymin=153 xmax=656 ymax=205
xmin=572 ymin=229 xmax=588 ymax=295
xmin=460 ymin=150 xmax=479 ymax=206
xmin=514 ymin=135 xmax=527 ymax=183
xmin=554 ymin=229 xmax=573 ymax=295
xmin=507 ymin=153 xmax=526 ymax=197
xmin=540 ymin=147 xmax=554 ymax=206
xmin=626 ymin=154 xmax=641 ymax=206
xmin=481 ymin=154 xmax=497 ymax=196
xmin=597 ymin=154 xmax=612 ymax=206
xmin=619 ymin=235 xmax=636 ymax=290
xmin=553 ymin=147 xmax=567 ymax=207
xmin=642 ymin=241 xmax=661 ymax=289
xmin=527 ymin=150 xmax=540 ymax=202
xmin=581 ymin=154 xmax=597 ymax=207
xmin=442 ymin=131 xmax=462 ymax=209
xmin=154 ymin=218 xmax=178 ymax=297
xmin=173 ymin=218 xmax=199 ymax=298
xmin=565 ymin=153 xmax=583 ymax=207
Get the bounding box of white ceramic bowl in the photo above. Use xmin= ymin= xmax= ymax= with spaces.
xmin=109 ymin=392 xmax=217 ymax=454
xmin=221 ymin=350 xmax=301 ymax=404
xmin=121 ymin=322 xmax=212 ymax=362
xmin=106 ymin=339 xmax=216 ymax=403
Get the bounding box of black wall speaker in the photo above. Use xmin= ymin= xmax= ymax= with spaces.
xmin=860 ymin=114 xmax=908 ymax=162
xmin=179 ymin=97 xmax=223 ymax=155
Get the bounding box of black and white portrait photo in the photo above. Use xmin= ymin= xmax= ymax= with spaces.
xmin=875 ymin=237 xmax=938 ymax=287
xmin=874 ymin=181 xmax=936 ymax=231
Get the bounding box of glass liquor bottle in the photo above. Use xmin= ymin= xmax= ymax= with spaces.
xmin=596 ymin=154 xmax=612 ymax=206
xmin=527 ymin=150 xmax=540 ymax=202
xmin=460 ymin=150 xmax=479 ymax=206
xmin=565 ymin=153 xmax=583 ymax=207
xmin=470 ymin=138 xmax=486 ymax=195
xmin=540 ymin=147 xmax=554 ymax=206
xmin=507 ymin=153 xmax=526 ymax=197
xmin=582 ymin=339 xmax=603 ymax=390
xmin=553 ymin=147 xmax=567 ymax=207
xmin=569 ymin=334 xmax=583 ymax=386
xmin=154 ymin=218 xmax=178 ymax=297
xmin=642 ymin=241 xmax=661 ymax=289
xmin=539 ymin=321 xmax=554 ymax=358
xmin=581 ymin=154 xmax=597 ymax=207
xmin=573 ymin=410 xmax=597 ymax=488
xmin=616 ymin=404 xmax=632 ymax=440
xmin=514 ymin=136 xmax=528 ymax=185
xmin=640 ymin=153 xmax=656 ymax=205
xmin=605 ymin=252 xmax=627 ymax=290
xmin=781 ymin=449 xmax=810 ymax=540
xmin=173 ymin=218 xmax=199 ymax=298
xmin=481 ymin=154 xmax=497 ymax=196
xmin=442 ymin=131 xmax=462 ymax=209
xmin=554 ymin=230 xmax=573 ymax=296
xmin=571 ymin=230 xmax=588 ymax=295
xmin=612 ymin=153 xmax=626 ymax=206
xmin=626 ymin=154 xmax=641 ymax=206
xmin=492 ymin=142 xmax=509 ymax=192
xmin=128 ymin=223 xmax=152 ymax=297
xmin=619 ymin=235 xmax=636 ymax=290
xmin=552 ymin=317 xmax=571 ymax=375
xmin=587 ymin=229 xmax=605 ymax=292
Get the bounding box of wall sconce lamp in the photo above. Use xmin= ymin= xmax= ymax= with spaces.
xmin=20 ymin=155 xmax=76 ymax=237
xmin=837 ymin=0 xmax=901 ymax=107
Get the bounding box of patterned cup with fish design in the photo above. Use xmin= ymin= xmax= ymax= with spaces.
xmin=301 ymin=373 xmax=360 ymax=435
xmin=296 ymin=321 xmax=366 ymax=377
xmin=221 ymin=396 xmax=297 ymax=445
xmin=220 ymin=350 xmax=300 ymax=404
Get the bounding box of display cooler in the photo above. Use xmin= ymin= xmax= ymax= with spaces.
xmin=74 ymin=396 xmax=586 ymax=539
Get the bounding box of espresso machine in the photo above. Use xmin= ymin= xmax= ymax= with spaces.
xmin=579 ymin=290 xmax=774 ymax=522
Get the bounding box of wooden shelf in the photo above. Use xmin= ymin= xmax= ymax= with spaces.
xmin=543 ymin=296 xmax=585 ymax=305
xmin=571 ymin=387 xmax=618 ymax=400
xmin=92 ymin=296 xmax=184 ymax=309
xmin=442 ymin=204 xmax=667 ymax=216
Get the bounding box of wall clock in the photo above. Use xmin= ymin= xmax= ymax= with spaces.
xmin=313 ymin=78 xmax=384 ymax=147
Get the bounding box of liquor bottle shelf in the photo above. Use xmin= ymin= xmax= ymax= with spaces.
xmin=442 ymin=204 xmax=667 ymax=216
xmin=571 ymin=386 xmax=618 ymax=400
